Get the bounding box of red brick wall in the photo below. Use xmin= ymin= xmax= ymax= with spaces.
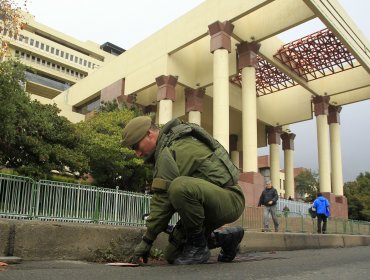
xmin=239 ymin=172 xmax=265 ymax=206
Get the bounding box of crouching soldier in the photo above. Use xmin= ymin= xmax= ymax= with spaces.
xmin=121 ymin=116 xmax=245 ymax=265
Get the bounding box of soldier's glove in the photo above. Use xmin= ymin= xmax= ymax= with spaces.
xmin=131 ymin=236 xmax=153 ymax=264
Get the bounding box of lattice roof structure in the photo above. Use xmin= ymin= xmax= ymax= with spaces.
xmin=274 ymin=28 xmax=360 ymax=81
xmin=230 ymin=56 xmax=298 ymax=96
xmin=231 ymin=28 xmax=360 ymax=97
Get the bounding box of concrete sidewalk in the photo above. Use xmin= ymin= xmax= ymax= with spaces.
xmin=1 ymin=219 xmax=369 ymax=261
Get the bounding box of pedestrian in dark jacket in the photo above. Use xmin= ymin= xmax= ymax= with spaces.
xmin=258 ymin=181 xmax=279 ymax=232
xmin=312 ymin=193 xmax=330 ymax=234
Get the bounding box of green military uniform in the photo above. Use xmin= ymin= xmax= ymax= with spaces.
xmin=142 ymin=119 xmax=245 ymax=262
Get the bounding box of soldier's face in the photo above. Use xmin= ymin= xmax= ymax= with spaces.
xmin=133 ymin=129 xmax=157 ymax=158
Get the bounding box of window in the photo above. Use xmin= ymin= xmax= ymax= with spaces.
xmin=60 ymin=51 xmax=64 ymax=57
xmin=70 ymin=55 xmax=74 ymax=61
xmin=35 ymin=41 xmax=39 ymax=48
xmin=74 ymin=57 xmax=78 ymax=63
xmin=65 ymin=53 xmax=69 ymax=59
xmin=51 ymin=47 xmax=54 ymax=54
xmin=88 ymin=61 xmax=91 ymax=68
xmin=45 ymin=45 xmax=49 ymax=52
xmin=40 ymin=43 xmax=44 ymax=50
xmin=30 ymin=39 xmax=34 ymax=46
xmin=56 ymin=49 xmax=59 ymax=55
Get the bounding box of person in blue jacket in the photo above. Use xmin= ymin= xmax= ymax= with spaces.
xmin=312 ymin=193 xmax=330 ymax=234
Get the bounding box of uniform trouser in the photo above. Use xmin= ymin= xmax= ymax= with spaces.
xmin=263 ymin=205 xmax=279 ymax=230
xmin=317 ymin=214 xmax=327 ymax=233
xmin=165 ymin=176 xmax=245 ymax=263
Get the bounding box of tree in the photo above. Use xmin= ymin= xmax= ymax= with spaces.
xmin=76 ymin=105 xmax=152 ymax=192
xmin=344 ymin=172 xmax=370 ymax=221
xmin=0 ymin=59 xmax=89 ymax=179
xmin=0 ymin=0 xmax=27 ymax=59
xmin=0 ymin=59 xmax=29 ymax=147
xmin=294 ymin=169 xmax=319 ymax=202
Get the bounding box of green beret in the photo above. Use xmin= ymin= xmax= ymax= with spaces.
xmin=121 ymin=116 xmax=152 ymax=147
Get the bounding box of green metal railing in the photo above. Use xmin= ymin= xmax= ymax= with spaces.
xmin=0 ymin=173 xmax=154 ymax=226
xmin=1 ymin=173 xmax=369 ymax=235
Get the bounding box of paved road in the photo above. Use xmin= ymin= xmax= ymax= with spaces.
xmin=1 ymin=246 xmax=369 ymax=280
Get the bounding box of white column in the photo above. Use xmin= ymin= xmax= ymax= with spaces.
xmin=313 ymin=96 xmax=332 ymax=193
xmin=284 ymin=149 xmax=294 ymax=198
xmin=281 ymin=132 xmax=295 ymax=199
xmin=330 ymin=122 xmax=343 ymax=195
xmin=158 ymin=99 xmax=173 ymax=125
xmin=213 ymin=48 xmax=229 ymax=151
xmin=188 ymin=111 xmax=201 ymax=125
xmin=231 ymin=151 xmax=240 ymax=168
xmin=242 ymin=67 xmax=257 ymax=172
xmin=156 ymin=75 xmax=177 ymax=126
xmin=208 ymin=21 xmax=234 ymax=152
xmin=316 ymin=114 xmax=331 ymax=193
xmin=270 ymin=143 xmax=280 ymax=190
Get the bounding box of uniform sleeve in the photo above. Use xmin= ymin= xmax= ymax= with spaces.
xmin=145 ymin=146 xmax=180 ymax=241
xmin=144 ymin=192 xmax=175 ymax=241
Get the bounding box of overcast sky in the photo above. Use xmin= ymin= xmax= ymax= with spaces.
xmin=24 ymin=0 xmax=370 ymax=182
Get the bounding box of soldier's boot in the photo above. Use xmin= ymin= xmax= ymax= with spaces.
xmin=208 ymin=226 xmax=245 ymax=262
xmin=173 ymin=233 xmax=210 ymax=265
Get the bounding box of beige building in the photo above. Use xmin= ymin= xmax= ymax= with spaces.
xmin=1 ymin=13 xmax=123 ymax=115
xmin=3 ymin=0 xmax=370 ymax=217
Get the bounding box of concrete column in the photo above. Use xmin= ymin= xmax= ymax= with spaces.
xmin=313 ymin=96 xmax=331 ymax=193
xmin=267 ymin=126 xmax=282 ymax=190
xmin=236 ymin=41 xmax=261 ymax=172
xmin=155 ymin=75 xmax=177 ymax=125
xmin=328 ymin=105 xmax=344 ymax=195
xmin=185 ymin=87 xmax=205 ymax=126
xmin=281 ymin=132 xmax=296 ymax=199
xmin=230 ymin=134 xmax=239 ymax=168
xmin=208 ymin=21 xmax=234 ymax=152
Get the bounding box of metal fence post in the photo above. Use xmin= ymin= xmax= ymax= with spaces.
xmin=114 ymin=186 xmax=119 ymax=222
xmin=34 ymin=181 xmax=41 ymax=219
xmin=94 ymin=187 xmax=101 ymax=223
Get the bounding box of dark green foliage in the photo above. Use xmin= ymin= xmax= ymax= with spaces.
xmin=344 ymin=172 xmax=370 ymax=221
xmin=76 ymin=103 xmax=152 ymax=191
xmin=0 ymin=60 xmax=89 ymax=179
xmin=294 ymin=169 xmax=319 ymax=202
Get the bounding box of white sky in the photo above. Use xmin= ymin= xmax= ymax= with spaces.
xmin=22 ymin=0 xmax=370 ymax=182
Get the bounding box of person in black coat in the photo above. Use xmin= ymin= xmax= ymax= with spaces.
xmin=258 ymin=181 xmax=279 ymax=232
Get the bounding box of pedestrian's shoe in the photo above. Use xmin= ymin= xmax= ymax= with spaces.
xmin=212 ymin=226 xmax=245 ymax=262
xmin=274 ymin=228 xmax=279 ymax=232
xmin=174 ymin=234 xmax=210 ymax=265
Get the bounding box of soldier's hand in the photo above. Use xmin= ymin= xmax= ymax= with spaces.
xmin=131 ymin=239 xmax=152 ymax=264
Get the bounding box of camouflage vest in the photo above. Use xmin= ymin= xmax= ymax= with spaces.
xmin=155 ymin=119 xmax=240 ymax=186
